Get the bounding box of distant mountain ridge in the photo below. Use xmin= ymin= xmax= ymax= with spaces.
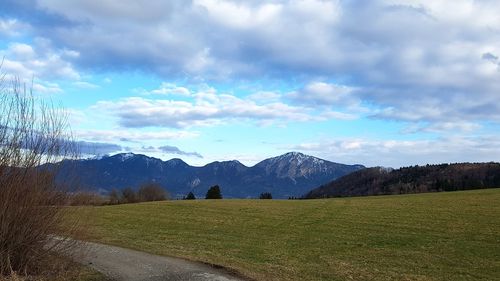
xmin=52 ymin=152 xmax=364 ymax=198
xmin=304 ymin=162 xmax=500 ymax=199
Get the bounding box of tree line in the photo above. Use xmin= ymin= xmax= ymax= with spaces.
xmin=70 ymin=184 xmax=276 ymax=205
xmin=305 ymin=162 xmax=500 ymax=199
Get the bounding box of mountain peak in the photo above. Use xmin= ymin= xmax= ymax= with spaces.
xmin=165 ymin=158 xmax=188 ymax=167
xmin=109 ymin=153 xmax=163 ymax=163
xmin=54 ymin=151 xmax=365 ymax=198
xmin=266 ymin=151 xmax=322 ymax=166
xmin=222 ymin=160 xmax=247 ymax=169
xmin=253 ymin=151 xmax=333 ymax=179
xmin=111 ymin=152 xmax=136 ymax=161
xmin=282 ymin=151 xmax=307 ymax=158
xmin=203 ymin=159 xmax=247 ymax=170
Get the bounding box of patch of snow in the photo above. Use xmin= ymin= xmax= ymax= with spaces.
xmin=312 ymin=158 xmax=325 ymax=165
xmin=190 ymin=178 xmax=201 ymax=187
xmin=120 ymin=153 xmax=135 ymax=161
xmin=91 ymin=154 xmax=107 ymax=160
xmin=81 ymin=154 xmax=109 ymax=161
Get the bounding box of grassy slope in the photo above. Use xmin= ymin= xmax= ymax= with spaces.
xmin=81 ymin=189 xmax=500 ymax=281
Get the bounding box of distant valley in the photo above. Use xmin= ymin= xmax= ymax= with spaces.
xmin=51 ymin=152 xmax=364 ymax=198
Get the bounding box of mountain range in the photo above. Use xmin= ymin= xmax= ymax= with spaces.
xmin=304 ymin=162 xmax=500 ymax=199
xmin=52 ymin=152 xmax=364 ymax=198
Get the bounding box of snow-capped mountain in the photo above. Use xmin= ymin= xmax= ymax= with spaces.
xmin=51 ymin=152 xmax=364 ymax=198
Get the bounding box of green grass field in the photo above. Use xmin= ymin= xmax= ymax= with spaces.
xmin=80 ymin=189 xmax=500 ymax=281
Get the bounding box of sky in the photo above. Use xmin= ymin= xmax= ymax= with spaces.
xmin=1 ymin=0 xmax=500 ymax=168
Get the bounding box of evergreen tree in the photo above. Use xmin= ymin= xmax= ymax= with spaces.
xmin=185 ymin=191 xmax=196 ymax=200
xmin=259 ymin=192 xmax=272 ymax=199
xmin=205 ymin=185 xmax=222 ymax=199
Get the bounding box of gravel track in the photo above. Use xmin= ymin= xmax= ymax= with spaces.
xmin=68 ymin=240 xmax=247 ymax=281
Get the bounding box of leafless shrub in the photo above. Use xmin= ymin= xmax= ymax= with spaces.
xmin=137 ymin=183 xmax=168 ymax=202
xmin=0 ymin=252 xmax=106 ymax=281
xmin=121 ymin=187 xmax=138 ymax=204
xmin=68 ymin=192 xmax=106 ymax=206
xmin=0 ymin=75 xmax=80 ymax=276
xmin=107 ymin=188 xmax=121 ymax=205
xmin=105 ymin=184 xmax=169 ymax=205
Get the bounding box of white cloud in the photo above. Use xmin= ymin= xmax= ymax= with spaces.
xmin=387 ymin=0 xmax=500 ymax=29
xmin=94 ymin=96 xmax=308 ymax=128
xmin=194 ymin=0 xmax=284 ymax=29
xmin=73 ymin=81 xmax=100 ymax=89
xmin=3 ymin=0 xmax=500 ymax=127
xmin=75 ymin=129 xmax=199 ymax=142
xmin=0 ymin=41 xmax=81 ymax=81
xmin=290 ymin=135 xmax=500 ymax=168
xmin=287 ymin=82 xmax=360 ymax=107
xmin=248 ymin=91 xmax=281 ymax=103
xmin=8 ymin=43 xmax=36 ymax=58
xmin=0 ymin=18 xmax=29 ymax=37
xmin=184 ymin=47 xmax=215 ymax=74
xmin=149 ymin=82 xmax=191 ymax=96
xmin=32 ymin=81 xmax=63 ymax=94
xmin=318 ymin=110 xmax=358 ymax=121
xmin=402 ymin=121 xmax=482 ymax=134
xmin=36 ymin=0 xmax=176 ymax=23
xmin=92 ymin=84 xmax=358 ymax=129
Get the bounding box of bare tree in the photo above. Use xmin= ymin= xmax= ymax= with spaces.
xmin=108 ymin=188 xmax=121 ymax=205
xmin=0 ymin=74 xmax=79 ymax=276
xmin=138 ymin=183 xmax=168 ymax=202
xmin=121 ymin=187 xmax=138 ymax=204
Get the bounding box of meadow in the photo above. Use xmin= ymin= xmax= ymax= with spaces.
xmin=79 ymin=189 xmax=500 ymax=281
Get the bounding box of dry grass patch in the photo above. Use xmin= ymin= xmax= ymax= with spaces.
xmin=0 ymin=253 xmax=109 ymax=281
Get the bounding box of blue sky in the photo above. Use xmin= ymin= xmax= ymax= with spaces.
xmin=1 ymin=0 xmax=500 ymax=167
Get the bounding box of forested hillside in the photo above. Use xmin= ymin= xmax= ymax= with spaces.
xmin=305 ymin=163 xmax=500 ymax=198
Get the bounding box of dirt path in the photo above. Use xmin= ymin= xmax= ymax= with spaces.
xmin=70 ymin=240 xmax=247 ymax=281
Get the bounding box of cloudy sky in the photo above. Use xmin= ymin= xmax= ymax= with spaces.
xmin=1 ymin=0 xmax=500 ymax=167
